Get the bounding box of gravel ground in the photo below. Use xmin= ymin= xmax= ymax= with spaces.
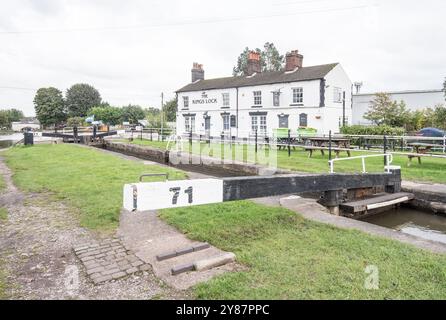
xmin=0 ymin=155 xmax=189 ymax=300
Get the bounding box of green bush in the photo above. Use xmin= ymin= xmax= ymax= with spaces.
xmin=66 ymin=117 xmax=86 ymax=127
xmin=340 ymin=125 xmax=406 ymax=136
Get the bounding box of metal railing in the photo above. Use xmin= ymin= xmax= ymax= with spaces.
xmin=329 ymin=153 xmax=393 ymax=174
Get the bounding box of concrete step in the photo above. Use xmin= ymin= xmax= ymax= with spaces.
xmin=340 ymin=192 xmax=414 ymax=213
xmin=171 ymin=252 xmax=236 ymax=276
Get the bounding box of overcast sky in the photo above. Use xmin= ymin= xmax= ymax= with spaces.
xmin=1 ymin=0 xmax=445 ymax=116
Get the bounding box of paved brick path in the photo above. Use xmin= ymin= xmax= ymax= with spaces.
xmin=74 ymin=238 xmax=151 ymax=284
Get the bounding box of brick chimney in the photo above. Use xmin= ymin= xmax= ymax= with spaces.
xmin=246 ymin=51 xmax=261 ymax=76
xmin=191 ymin=62 xmax=204 ymax=82
xmin=285 ymin=50 xmax=303 ymax=72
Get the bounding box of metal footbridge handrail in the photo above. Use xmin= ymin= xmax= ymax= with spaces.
xmin=329 ymin=153 xmax=393 ymax=174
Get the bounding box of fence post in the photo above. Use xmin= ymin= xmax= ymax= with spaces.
xmin=189 ymin=130 xmax=192 ymax=154
xmin=287 ymin=129 xmax=291 ymax=157
xmin=328 ymin=130 xmax=332 ymax=162
xmin=73 ymin=126 xmax=78 ymax=144
xmin=140 ymin=128 xmax=143 ymax=140
xmin=443 ymin=135 xmax=446 ymax=153
xmin=383 ymin=135 xmax=388 ymax=166
xmin=255 ymin=129 xmax=258 ymax=155
xmin=150 ymin=129 xmax=153 ymax=141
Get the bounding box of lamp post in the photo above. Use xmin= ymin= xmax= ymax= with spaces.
xmin=160 ymin=92 xmax=164 ymax=141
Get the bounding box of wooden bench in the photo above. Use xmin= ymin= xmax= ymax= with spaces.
xmin=304 ymin=146 xmax=351 ymax=158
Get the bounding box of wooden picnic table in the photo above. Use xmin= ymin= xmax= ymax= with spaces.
xmin=407 ymin=142 xmax=440 ymax=153
xmin=303 ymin=137 xmax=352 ymax=157
xmin=277 ymin=137 xmax=298 ymax=150
xmin=406 ymin=142 xmax=442 ymax=165
xmin=305 ymin=137 xmax=351 ymax=148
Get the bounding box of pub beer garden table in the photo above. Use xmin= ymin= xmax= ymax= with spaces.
xmin=406 ymin=142 xmax=442 ymax=165
xmin=303 ymin=137 xmax=352 ymax=158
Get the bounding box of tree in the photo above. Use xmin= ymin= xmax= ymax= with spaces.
xmin=66 ymin=117 xmax=85 ymax=127
xmin=88 ymin=106 xmax=123 ymax=125
xmin=164 ymin=97 xmax=177 ymax=122
xmin=262 ymin=42 xmax=284 ymax=72
xmin=433 ymin=105 xmax=446 ymax=130
xmin=233 ymin=47 xmax=262 ymax=76
xmin=33 ymin=87 xmax=66 ymax=128
xmin=146 ymin=111 xmax=166 ymax=129
xmin=232 ymin=42 xmax=284 ymax=76
xmin=121 ymin=105 xmax=146 ymax=124
xmin=364 ymin=93 xmax=410 ymax=127
xmin=443 ymin=77 xmax=446 ymax=101
xmin=0 ymin=108 xmax=24 ymax=129
xmin=0 ymin=111 xmax=9 ymax=129
xmin=6 ymin=108 xmax=24 ymax=122
xmin=66 ymin=83 xmax=101 ymax=117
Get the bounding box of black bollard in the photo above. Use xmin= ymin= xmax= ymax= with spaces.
xmin=24 ymin=131 xmax=34 ymax=146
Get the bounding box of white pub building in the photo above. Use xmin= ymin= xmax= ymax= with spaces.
xmin=176 ymin=50 xmax=352 ymax=138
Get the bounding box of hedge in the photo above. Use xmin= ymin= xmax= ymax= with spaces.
xmin=340 ymin=125 xmax=406 ymax=136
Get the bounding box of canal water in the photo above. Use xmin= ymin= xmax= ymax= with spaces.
xmin=361 ymin=207 xmax=446 ymax=244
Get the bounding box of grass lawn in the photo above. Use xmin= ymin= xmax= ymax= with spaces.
xmin=0 ymin=174 xmax=5 ymax=191
xmin=161 ymin=201 xmax=446 ymax=299
xmin=0 ymin=208 xmax=7 ymax=221
xmin=4 ymin=144 xmax=186 ymax=230
xmin=124 ymin=139 xmax=169 ymax=150
xmin=121 ymin=138 xmax=446 ymax=183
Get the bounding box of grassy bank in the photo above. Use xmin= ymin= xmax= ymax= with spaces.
xmin=0 ymin=175 xmax=5 ymax=191
xmin=0 ymin=208 xmax=7 ymax=220
xmin=122 ymin=138 xmax=446 ymax=183
xmin=161 ymin=201 xmax=446 ymax=299
xmin=4 ymin=144 xmax=186 ymax=230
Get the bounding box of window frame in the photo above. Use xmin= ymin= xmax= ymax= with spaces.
xmin=333 ymin=87 xmax=343 ymax=103
xmin=251 ymin=115 xmax=258 ymax=132
xmin=253 ymin=91 xmax=262 ymax=106
xmin=183 ymin=96 xmax=189 ymax=109
xmin=184 ymin=115 xmax=195 ymax=132
xmin=292 ymin=87 xmax=303 ymax=104
xmin=222 ymin=114 xmax=230 ymax=131
xmin=259 ymin=115 xmax=267 ymax=134
xmin=222 ymin=93 xmax=230 ymax=108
